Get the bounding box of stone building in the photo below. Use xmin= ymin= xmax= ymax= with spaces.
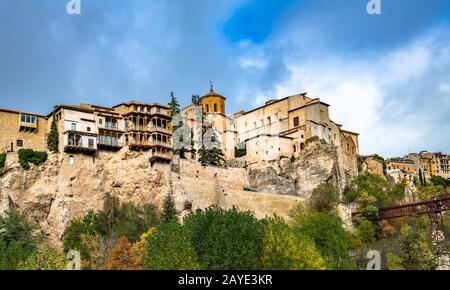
xmin=408 ymin=151 xmax=450 ymax=180
xmin=0 ymin=108 xmax=48 ymax=152
xmin=386 ymin=157 xmax=418 ymax=183
xmin=181 ymin=86 xmax=360 ymax=162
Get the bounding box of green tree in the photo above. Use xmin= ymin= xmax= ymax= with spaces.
xmin=430 ymin=176 xmax=450 ymax=188
xmin=0 ymin=210 xmax=38 ymax=270
xmin=261 ymin=219 xmax=326 ymax=270
xmin=143 ymin=222 xmax=200 ymax=270
xmin=398 ymin=216 xmax=436 ymax=270
xmin=47 ymin=114 xmax=59 ymax=153
xmin=292 ymin=211 xmax=354 ymax=270
xmin=17 ymin=244 xmax=66 ymax=270
xmin=112 ymin=203 xmax=160 ymax=243
xmin=184 ymin=206 xmax=266 ymax=270
xmin=18 ymin=149 xmax=48 ymax=170
xmin=161 ymin=193 xmax=178 ymax=224
xmin=0 ymin=153 xmax=6 ymax=168
xmin=62 ymin=211 xmax=103 ymax=261
xmin=168 ymin=91 xmax=180 ymax=116
xmin=198 ymin=146 xmax=226 ymax=167
xmin=356 ymin=219 xmax=376 ymax=245
xmin=344 ymin=174 xmax=399 ymax=206
xmin=309 ymin=184 xmax=339 ymax=212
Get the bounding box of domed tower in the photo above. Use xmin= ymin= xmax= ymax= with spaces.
xmin=200 ymin=82 xmax=226 ymax=115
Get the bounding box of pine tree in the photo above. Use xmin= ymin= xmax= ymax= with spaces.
xmin=162 ymin=193 xmax=178 ymax=224
xmin=168 ymin=92 xmax=180 ymax=116
xmin=47 ymin=114 xmax=59 ymax=153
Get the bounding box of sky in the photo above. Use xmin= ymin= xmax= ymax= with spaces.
xmin=0 ymin=0 xmax=450 ymax=157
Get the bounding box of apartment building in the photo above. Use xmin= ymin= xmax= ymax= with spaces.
xmin=386 ymin=157 xmax=417 ymax=183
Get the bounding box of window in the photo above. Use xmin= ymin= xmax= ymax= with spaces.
xmin=88 ymin=139 xmax=94 ymax=148
xmin=69 ymin=155 xmax=74 ymax=165
xmin=17 ymin=140 xmax=23 ymax=147
xmin=214 ymin=104 xmax=218 ymax=112
xmin=267 ymin=117 xmax=271 ymax=124
xmin=71 ymin=123 xmax=77 ymax=131
xmin=99 ymin=118 xmax=103 ymax=125
xmin=87 ymin=127 xmax=91 ymax=132
xmin=294 ymin=117 xmax=300 ymax=127
xmin=156 ymin=107 xmax=161 ymax=113
xmin=206 ymin=105 xmax=209 ymax=112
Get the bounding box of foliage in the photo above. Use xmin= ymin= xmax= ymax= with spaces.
xmin=430 ymin=176 xmax=450 ymax=188
xmin=47 ymin=114 xmax=59 ymax=153
xmin=104 ymin=236 xmax=141 ymax=270
xmin=198 ymin=146 xmax=226 ymax=167
xmin=184 ymin=206 xmax=266 ymax=270
xmin=80 ymin=234 xmax=114 ymax=270
xmin=62 ymin=211 xmax=104 ymax=261
xmin=344 ymin=174 xmax=402 ymax=206
xmin=356 ymin=219 xmax=376 ymax=245
xmin=415 ymin=185 xmax=446 ymax=201
xmin=309 ymin=184 xmax=339 ymax=212
xmin=143 ymin=222 xmax=200 ymax=270
xmin=0 ymin=153 xmax=6 ymax=168
xmin=234 ymin=145 xmax=247 ymax=158
xmin=398 ymin=216 xmax=436 ymax=270
xmin=17 ymin=244 xmax=66 ymax=270
xmin=292 ymin=211 xmax=354 ymax=270
xmin=168 ymin=91 xmax=180 ymax=117
xmin=161 ymin=193 xmax=178 ymax=224
xmin=133 ymin=228 xmax=156 ymax=259
xmin=18 ymin=149 xmax=48 ymax=170
xmin=112 ymin=203 xmax=160 ymax=242
xmin=260 ymin=219 xmax=326 ymax=270
xmin=386 ymin=252 xmax=405 ymax=270
xmin=0 ymin=210 xmax=38 ymax=270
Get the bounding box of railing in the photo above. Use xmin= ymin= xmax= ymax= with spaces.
xmin=104 ymin=124 xmax=120 ymax=130
xmin=125 ymin=125 xmax=172 ymax=134
xmin=126 ymin=140 xmax=172 ymax=147
xmin=151 ymin=152 xmax=173 ymax=159
xmin=66 ymin=141 xmax=95 ymax=149
xmin=98 ymin=140 xmax=124 ymax=147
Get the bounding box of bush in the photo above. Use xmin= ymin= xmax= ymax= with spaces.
xmin=309 ymin=184 xmax=339 ymax=212
xmin=356 ymin=219 xmax=376 ymax=245
xmin=17 ymin=244 xmax=66 ymax=270
xmin=0 ymin=153 xmax=6 ymax=168
xmin=261 ymin=219 xmax=326 ymax=270
xmin=184 ymin=206 xmax=266 ymax=270
xmin=292 ymin=211 xmax=354 ymax=270
xmin=18 ymin=149 xmax=47 ymax=170
xmin=0 ymin=210 xmax=39 ymax=270
xmin=430 ymin=176 xmax=450 ymax=187
xmin=143 ymin=222 xmax=200 ymax=270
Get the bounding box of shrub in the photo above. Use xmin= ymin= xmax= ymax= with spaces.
xmin=143 ymin=222 xmax=200 ymax=270
xmin=0 ymin=153 xmax=6 ymax=168
xmin=309 ymin=184 xmax=339 ymax=212
xmin=292 ymin=211 xmax=354 ymax=270
xmin=261 ymin=219 xmax=326 ymax=270
xmin=184 ymin=206 xmax=266 ymax=270
xmin=17 ymin=244 xmax=66 ymax=270
xmin=356 ymin=219 xmax=376 ymax=245
xmin=104 ymin=236 xmax=141 ymax=270
xmin=18 ymin=149 xmax=47 ymax=170
xmin=0 ymin=210 xmax=39 ymax=270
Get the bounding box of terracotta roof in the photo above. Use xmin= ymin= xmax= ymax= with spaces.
xmin=341 ymin=129 xmax=360 ymax=136
xmin=47 ymin=105 xmax=94 ymax=117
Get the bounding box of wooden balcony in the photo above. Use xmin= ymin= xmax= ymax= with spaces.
xmin=64 ymin=142 xmax=97 ymax=154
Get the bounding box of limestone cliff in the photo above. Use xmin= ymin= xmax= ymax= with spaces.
xmin=0 ymin=141 xmax=358 ymax=247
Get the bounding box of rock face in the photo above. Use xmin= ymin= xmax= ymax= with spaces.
xmin=246 ymin=139 xmax=358 ymax=198
xmin=0 ymin=141 xmax=359 ymax=247
xmin=360 ymin=155 xmax=385 ymax=176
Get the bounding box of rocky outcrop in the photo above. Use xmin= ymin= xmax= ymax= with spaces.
xmin=246 ymin=139 xmax=358 ymax=198
xmin=359 ymin=155 xmax=385 ymax=176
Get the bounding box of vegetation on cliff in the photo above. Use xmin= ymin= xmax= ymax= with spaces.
xmin=18 ymin=149 xmax=47 ymax=170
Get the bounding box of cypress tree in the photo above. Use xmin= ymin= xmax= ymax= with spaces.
xmin=47 ymin=114 xmax=59 ymax=153
xmin=168 ymin=92 xmax=180 ymax=116
xmin=162 ymin=193 xmax=178 ymax=224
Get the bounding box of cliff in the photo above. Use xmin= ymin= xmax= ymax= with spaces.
xmin=0 ymin=140 xmax=358 ymax=247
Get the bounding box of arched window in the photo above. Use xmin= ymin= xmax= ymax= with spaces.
xmin=206 ymin=104 xmax=209 ymax=112
xmin=214 ymin=104 xmax=218 ymax=112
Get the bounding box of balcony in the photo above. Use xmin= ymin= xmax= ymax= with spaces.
xmin=149 ymin=126 xmax=172 ymax=135
xmin=64 ymin=141 xmax=96 ymax=154
xmin=151 ymin=151 xmax=173 ymax=161
xmin=97 ymin=139 xmax=124 ymax=149
xmin=101 ymin=123 xmax=122 ymax=131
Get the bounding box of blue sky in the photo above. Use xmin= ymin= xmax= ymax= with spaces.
xmin=0 ymin=0 xmax=450 ymax=157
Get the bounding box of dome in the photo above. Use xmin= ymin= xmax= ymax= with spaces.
xmin=200 ymin=83 xmax=226 ymax=100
